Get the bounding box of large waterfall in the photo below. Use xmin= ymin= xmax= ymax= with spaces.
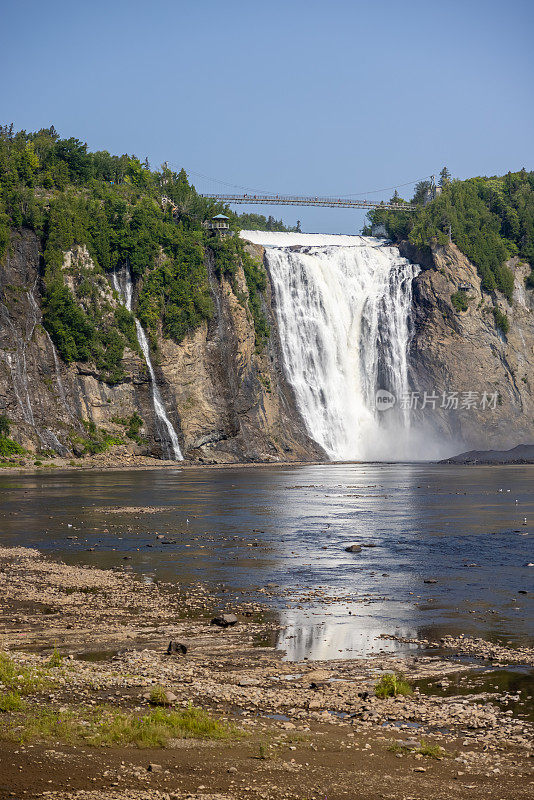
xmin=242 ymin=231 xmax=420 ymax=461
xmin=112 ymin=268 xmax=183 ymax=461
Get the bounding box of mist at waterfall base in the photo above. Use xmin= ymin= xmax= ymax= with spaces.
xmin=242 ymin=231 xmax=454 ymax=462
xmin=112 ymin=267 xmax=183 ymax=461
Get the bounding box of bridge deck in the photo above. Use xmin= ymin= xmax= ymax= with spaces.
xmin=199 ymin=193 xmax=416 ymax=211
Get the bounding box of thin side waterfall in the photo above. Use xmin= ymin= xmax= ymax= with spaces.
xmin=112 ymin=267 xmax=183 ymax=461
xmin=241 ymin=231 xmax=420 ymax=461
xmin=45 ymin=330 xmax=73 ymax=418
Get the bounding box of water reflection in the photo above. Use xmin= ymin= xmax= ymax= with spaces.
xmin=277 ymin=602 xmax=419 ymax=660
xmin=0 ymin=463 xmax=532 ymax=658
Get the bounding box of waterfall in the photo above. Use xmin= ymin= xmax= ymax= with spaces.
xmin=45 ymin=330 xmax=73 ymax=418
xmin=112 ymin=268 xmax=183 ymax=461
xmin=241 ymin=231 xmax=419 ymax=461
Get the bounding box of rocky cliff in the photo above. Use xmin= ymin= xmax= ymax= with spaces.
xmin=0 ymin=229 xmax=323 ymax=463
xmin=2 ymin=227 xmax=533 ymax=465
xmin=404 ymin=240 xmax=534 ymax=451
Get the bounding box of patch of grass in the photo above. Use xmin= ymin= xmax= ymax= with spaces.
xmin=63 ymin=585 xmax=101 ymax=596
xmin=388 ymin=739 xmax=448 ymax=759
xmin=374 ymin=673 xmax=413 ymax=699
xmin=148 ymin=685 xmax=170 ymax=706
xmin=387 ymin=742 xmax=411 ymax=754
xmin=417 ymin=739 xmax=448 ymax=759
xmin=0 ymin=652 xmax=47 ymax=695
xmin=91 ymin=705 xmax=240 ymax=747
xmin=46 ymin=649 xmax=63 ymax=668
xmin=1 ymin=702 xmax=241 ymax=747
xmin=257 ymin=741 xmax=270 ymax=760
xmin=0 ymin=691 xmax=27 ymax=712
xmin=0 ymin=436 xmax=25 ymax=457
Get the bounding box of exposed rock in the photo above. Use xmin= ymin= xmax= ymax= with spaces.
xmin=238 ymin=677 xmax=260 ymax=687
xmin=166 ymin=641 xmax=188 ymax=655
xmin=405 ymin=241 xmax=534 ymax=451
xmin=211 ymin=613 xmax=238 ymax=628
xmin=442 ymin=443 xmax=534 ymax=464
xmin=345 ymin=544 xmax=362 ymax=553
xmin=0 ymin=229 xmax=323 ymax=464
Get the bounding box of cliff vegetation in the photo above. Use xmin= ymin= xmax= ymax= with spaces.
xmin=365 ymin=168 xmax=534 ymax=305
xmin=0 ymin=124 xmax=274 ymax=383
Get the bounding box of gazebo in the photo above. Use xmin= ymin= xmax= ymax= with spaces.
xmin=203 ymin=214 xmax=232 ymax=236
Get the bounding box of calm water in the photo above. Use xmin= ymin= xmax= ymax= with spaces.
xmin=0 ymin=464 xmax=532 ymax=660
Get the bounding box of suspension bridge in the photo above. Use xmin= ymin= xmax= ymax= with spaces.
xmin=198 ymin=193 xmax=418 ymax=211
xmin=162 ymin=163 xmax=436 ymax=211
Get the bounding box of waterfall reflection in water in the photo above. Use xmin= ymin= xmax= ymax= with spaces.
xmin=277 ymin=603 xmax=419 ymax=661
xmin=0 ymin=464 xmax=532 ymax=660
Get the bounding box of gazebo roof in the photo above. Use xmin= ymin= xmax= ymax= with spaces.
xmin=212 ymin=214 xmax=229 ymax=220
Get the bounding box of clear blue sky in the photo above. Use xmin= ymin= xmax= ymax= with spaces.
xmin=1 ymin=0 xmax=532 ymax=233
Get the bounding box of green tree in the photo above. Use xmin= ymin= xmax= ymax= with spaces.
xmin=439 ymin=166 xmax=451 ymax=187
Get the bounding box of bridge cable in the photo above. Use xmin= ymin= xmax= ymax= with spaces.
xmin=164 ymin=160 xmax=431 ymax=200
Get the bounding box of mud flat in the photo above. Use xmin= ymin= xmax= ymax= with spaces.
xmin=0 ymin=546 xmax=532 ymax=799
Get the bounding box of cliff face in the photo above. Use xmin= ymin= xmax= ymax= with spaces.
xmin=2 ymin=228 xmax=533 ymax=464
xmin=0 ymin=230 xmax=323 ymax=462
xmin=404 ymin=241 xmax=534 ymax=451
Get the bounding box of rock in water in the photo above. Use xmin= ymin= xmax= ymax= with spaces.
xmin=345 ymin=544 xmax=362 ymax=553
xmin=211 ymin=613 xmax=238 ymax=628
xmin=166 ymin=641 xmax=187 ymax=655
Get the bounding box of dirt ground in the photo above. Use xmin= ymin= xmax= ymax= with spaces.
xmin=0 ymin=546 xmax=532 ymax=800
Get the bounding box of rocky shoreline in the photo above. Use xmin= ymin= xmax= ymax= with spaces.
xmin=0 ymin=452 xmax=331 ymax=475
xmin=0 ymin=546 xmax=532 ymax=799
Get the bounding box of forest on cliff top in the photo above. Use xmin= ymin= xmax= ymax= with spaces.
xmin=0 ymin=125 xmax=278 ymax=383
xmin=1 ymin=126 xmax=533 ymax=383
xmin=366 ymin=168 xmax=534 ymax=302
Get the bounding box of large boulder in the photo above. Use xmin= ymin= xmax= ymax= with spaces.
xmin=166 ymin=640 xmax=187 ymax=655
xmin=211 ymin=613 xmax=238 ymax=628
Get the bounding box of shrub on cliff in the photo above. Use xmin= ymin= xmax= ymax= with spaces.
xmin=493 ymin=307 xmax=510 ymax=335
xmin=0 ymin=414 xmax=10 ymax=437
xmin=451 ymin=290 xmax=469 ymax=312
xmin=0 ymin=415 xmax=25 ymax=456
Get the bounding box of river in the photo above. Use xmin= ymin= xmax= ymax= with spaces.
xmin=0 ymin=463 xmax=532 ymax=660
